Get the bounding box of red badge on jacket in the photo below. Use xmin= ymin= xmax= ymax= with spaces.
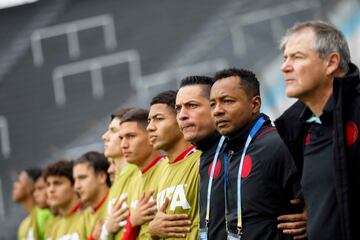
xmin=241 ymin=155 xmax=252 ymax=178
xmin=346 ymin=121 xmax=358 ymax=146
xmin=208 ymin=160 xmax=222 ymax=179
xmin=305 ymin=132 xmax=311 ymax=145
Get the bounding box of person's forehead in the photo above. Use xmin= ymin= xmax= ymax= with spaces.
xmin=120 ymin=121 xmax=145 ymax=134
xmin=177 ymin=85 xmax=206 ymax=103
xmin=47 ymin=175 xmax=70 ymax=183
xmin=109 ymin=117 xmax=121 ymax=128
xmin=212 ymin=76 xmax=240 ymax=88
xmin=35 ymin=177 xmax=46 ymax=185
xmin=120 ymin=121 xmax=138 ymax=129
xmin=19 ymin=171 xmax=28 ymax=178
xmin=19 ymin=171 xmax=30 ymax=181
xmin=285 ymin=29 xmax=316 ymax=49
xmin=74 ymin=162 xmax=92 ymax=172
xmin=211 ymin=77 xmax=246 ymax=96
xmin=149 ymin=103 xmax=174 ymax=117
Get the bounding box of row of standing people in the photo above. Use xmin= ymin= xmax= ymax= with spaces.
xmin=13 ymin=20 xmax=360 ymax=240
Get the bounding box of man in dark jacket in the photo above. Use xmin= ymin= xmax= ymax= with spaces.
xmin=210 ymin=68 xmax=303 ymax=240
xmin=275 ymin=20 xmax=360 ymax=240
xmin=175 ymin=75 xmax=307 ymax=240
xmin=176 ymin=76 xmax=227 ymax=240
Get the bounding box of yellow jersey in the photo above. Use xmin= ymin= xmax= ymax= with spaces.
xmin=44 ymin=203 xmax=86 ymax=240
xmin=156 ymin=146 xmax=201 ymax=240
xmin=106 ymin=163 xmax=138 ymax=239
xmin=126 ymin=155 xmax=167 ymax=240
xmin=83 ymin=193 xmax=109 ymax=238
xmin=18 ymin=207 xmax=53 ymax=240
xmin=18 ymin=208 xmax=37 ymax=240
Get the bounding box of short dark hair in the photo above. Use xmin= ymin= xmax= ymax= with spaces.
xmin=150 ymin=90 xmax=177 ymax=112
xmin=120 ymin=108 xmax=149 ymax=129
xmin=213 ymin=68 xmax=260 ymax=97
xmin=43 ymin=160 xmax=74 ymax=185
xmin=179 ymin=76 xmax=213 ymax=98
xmin=111 ymin=107 xmax=133 ymax=120
xmin=24 ymin=168 xmax=42 ymax=183
xmin=75 ymin=151 xmax=111 ymax=187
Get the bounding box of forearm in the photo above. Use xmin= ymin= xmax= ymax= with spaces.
xmin=100 ymin=222 xmax=114 ymax=240
xmin=121 ymin=214 xmax=141 ymax=240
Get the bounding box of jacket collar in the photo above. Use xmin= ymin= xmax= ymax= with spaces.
xmin=226 ymin=113 xmax=270 ymax=150
xmin=194 ymin=131 xmax=221 ymax=152
xmin=338 ymin=62 xmax=360 ymax=90
xmin=334 ymin=62 xmax=360 ymax=105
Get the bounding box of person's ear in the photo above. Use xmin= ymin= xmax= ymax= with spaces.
xmin=251 ymin=95 xmax=261 ymax=115
xmin=98 ymin=171 xmax=107 ymax=184
xmin=325 ymin=52 xmax=341 ymax=76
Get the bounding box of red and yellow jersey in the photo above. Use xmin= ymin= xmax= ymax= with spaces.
xmin=18 ymin=208 xmax=37 ymax=240
xmin=44 ymin=203 xmax=87 ymax=240
xmin=156 ymin=146 xmax=201 ymax=240
xmin=18 ymin=207 xmax=53 ymax=240
xmin=106 ymin=163 xmax=138 ymax=239
xmin=126 ymin=155 xmax=167 ymax=240
xmin=83 ymin=193 xmax=109 ymax=238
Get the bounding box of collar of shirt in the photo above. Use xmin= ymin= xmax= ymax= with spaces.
xmin=142 ymin=154 xmax=166 ymax=174
xmin=66 ymin=202 xmax=82 ymax=216
xmin=226 ymin=113 xmax=269 ymax=150
xmin=306 ymin=115 xmax=322 ymax=124
xmin=91 ymin=191 xmax=109 ymax=213
xmin=301 ymin=95 xmax=334 ymax=126
xmin=171 ymin=145 xmax=196 ymax=164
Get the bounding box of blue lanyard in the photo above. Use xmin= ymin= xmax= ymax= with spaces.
xmin=205 ymin=135 xmax=226 ymax=229
xmin=223 ymin=148 xmax=230 ymax=217
xmin=224 ymin=116 xmax=266 ymax=237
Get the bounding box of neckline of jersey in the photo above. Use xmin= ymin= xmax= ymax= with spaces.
xmin=67 ymin=202 xmax=82 ymax=216
xmin=170 ymin=145 xmax=196 ymax=164
xmin=142 ymin=154 xmax=166 ymax=174
xmin=92 ymin=190 xmax=109 ymax=213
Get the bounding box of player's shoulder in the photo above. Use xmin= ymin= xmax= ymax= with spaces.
xmin=255 ymin=125 xmax=284 ymax=145
xmin=252 ymin=125 xmax=292 ymax=158
xmin=122 ymin=163 xmax=139 ymax=176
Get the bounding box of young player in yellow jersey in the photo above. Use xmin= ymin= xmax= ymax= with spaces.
xmin=147 ymin=90 xmax=202 ymax=240
xmin=118 ymin=108 xmax=166 ymax=240
xmin=13 ymin=168 xmax=42 ymax=240
xmin=100 ymin=108 xmax=138 ymax=240
xmin=103 ymin=108 xmax=134 ymax=184
xmin=73 ymin=151 xmax=111 ymax=240
xmin=33 ymin=173 xmax=53 ymax=240
xmin=44 ymin=160 xmax=86 ymax=240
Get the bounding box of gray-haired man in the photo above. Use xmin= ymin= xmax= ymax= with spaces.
xmin=275 ymin=20 xmax=360 ymax=240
